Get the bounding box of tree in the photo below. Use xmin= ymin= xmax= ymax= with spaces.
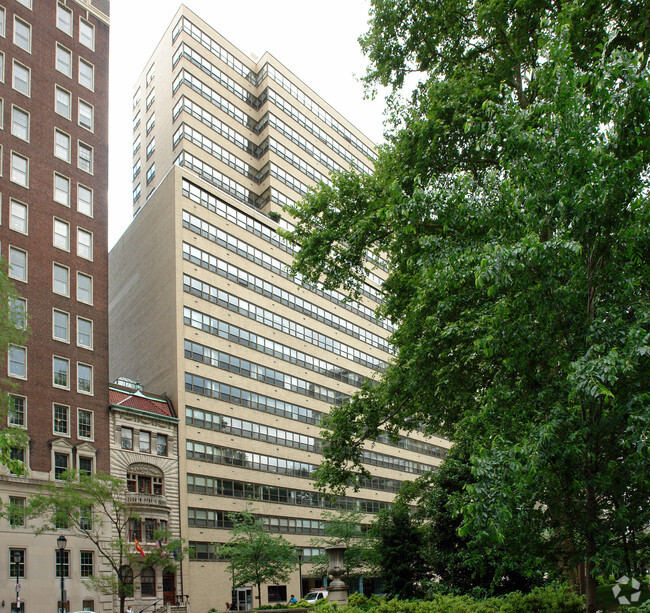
xmin=28 ymin=471 xmax=187 ymax=613
xmin=283 ymin=2 xmax=650 ymax=611
xmin=221 ymin=506 xmax=298 ymax=606
xmin=308 ymin=509 xmax=377 ymax=589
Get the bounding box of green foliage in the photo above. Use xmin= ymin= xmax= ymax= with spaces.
xmin=222 ymin=505 xmax=298 ymax=605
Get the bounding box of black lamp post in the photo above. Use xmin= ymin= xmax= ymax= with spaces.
xmin=13 ymin=551 xmax=21 ymax=610
xmin=296 ymin=548 xmax=304 ymax=599
xmin=57 ymin=535 xmax=67 ymax=613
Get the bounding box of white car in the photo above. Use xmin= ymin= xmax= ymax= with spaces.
xmin=304 ymin=590 xmax=328 ymax=603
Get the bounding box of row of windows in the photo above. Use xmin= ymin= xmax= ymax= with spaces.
xmin=269 ymin=137 xmax=331 ymax=186
xmin=121 ymin=428 xmax=168 ymax=456
xmin=186 ymin=474 xmax=393 ymax=514
xmin=182 ymin=245 xmax=389 ymax=352
xmin=188 ymin=540 xmax=324 ymax=564
xmin=56 ymin=3 xmax=95 ymax=50
xmin=8 ymin=395 xmax=94 ymax=440
xmin=55 ymin=42 xmax=95 ymax=90
xmin=268 ymin=161 xmax=310 ymax=197
xmin=183 ymin=305 xmax=370 ymax=386
xmin=54 ymin=128 xmax=94 ymax=172
xmin=183 ymin=274 xmax=383 ymax=370
xmin=54 ymin=450 xmax=93 ymax=479
xmin=185 ymin=338 xmax=350 ymax=406
xmin=181 ymin=179 xmax=389 ymax=327
xmin=129 ymin=517 xmax=167 ymax=542
xmin=53 ymin=172 xmax=94 ymax=215
xmin=8 ymin=547 xmax=94 ymax=579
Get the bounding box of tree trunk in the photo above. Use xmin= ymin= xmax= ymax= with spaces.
xmin=585 ymin=484 xmax=598 ymax=613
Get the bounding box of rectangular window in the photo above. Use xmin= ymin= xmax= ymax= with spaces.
xmin=8 ymin=395 xmax=26 ymax=427
xmin=77 ymin=272 xmax=93 ymax=304
xmin=77 ymin=228 xmax=93 ymax=260
xmin=146 ymin=64 xmax=155 ymax=85
xmin=54 ymin=217 xmax=70 ymax=250
xmin=9 ymin=247 xmax=27 ymax=281
xmin=80 ymin=506 xmax=93 ymax=530
xmin=9 ymin=199 xmax=28 ymax=234
xmin=55 ymin=130 xmax=71 ymax=162
xmin=122 ymin=427 xmax=133 ymax=450
xmin=140 ymin=431 xmax=151 ymax=453
xmin=0 ymin=7 xmax=5 ymax=37
xmin=268 ymin=586 xmax=287 ymax=603
xmin=78 ymin=184 xmax=93 ymax=216
xmin=12 ymin=60 xmax=30 ymax=95
xmin=53 ymin=309 xmax=69 ymax=342
xmin=10 ymin=297 xmax=27 ymax=330
xmin=77 ymin=363 xmax=93 ymax=394
xmin=78 ymin=408 xmax=93 ymax=439
xmin=54 ymin=454 xmax=69 ymax=480
xmin=77 ymin=317 xmax=93 ymax=349
xmin=79 ymin=19 xmax=94 ymax=50
xmin=133 ymin=110 xmax=140 ymax=131
xmin=15 ymin=0 xmax=32 ymax=8
xmin=56 ymin=44 xmax=72 ymax=77
xmin=133 ymin=183 xmax=141 ymax=203
xmin=78 ymin=141 xmax=93 ymax=173
xmin=54 ymin=173 xmax=70 ymax=205
xmin=146 ymin=113 xmax=155 ymax=134
xmin=9 ymin=497 xmax=25 ymax=526
xmin=53 ymin=403 xmax=69 ymax=435
xmin=146 ymin=163 xmax=155 ymax=185
xmin=55 ymin=86 xmax=71 ymax=118
xmin=80 ymin=551 xmax=93 ymax=577
xmin=10 ymin=152 xmax=28 ymax=186
xmin=156 ymin=434 xmax=168 ymax=456
xmin=56 ymin=548 xmax=70 ymax=577
xmin=53 ymin=356 xmax=69 ymax=388
xmin=11 ymin=106 xmax=29 ymax=140
xmin=146 ymin=89 xmax=155 ymax=110
xmin=79 ymin=59 xmax=93 ymax=90
xmin=13 ymin=17 xmax=31 ymax=52
xmin=79 ymin=456 xmax=92 ymax=475
xmin=78 ymin=99 xmax=93 ymax=130
xmin=133 ymin=158 xmax=141 ymax=179
xmin=57 ymin=4 xmax=72 ymax=35
xmin=133 ymin=134 xmax=141 ymax=155
xmin=8 ymin=346 xmax=26 ymax=379
xmin=10 ymin=550 xmax=25 ymax=578
xmin=53 ymin=263 xmax=70 ymax=296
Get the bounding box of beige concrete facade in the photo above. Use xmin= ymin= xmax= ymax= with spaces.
xmin=110 ymin=6 xmax=451 ymax=613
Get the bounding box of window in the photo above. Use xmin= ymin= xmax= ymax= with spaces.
xmin=140 ymin=431 xmax=151 ymax=453
xmin=146 ymin=163 xmax=155 ymax=185
xmin=78 ymin=99 xmax=93 ymax=130
xmin=0 ymin=7 xmax=4 ymax=37
xmin=80 ymin=506 xmax=93 ymax=530
xmin=53 ymin=309 xmax=69 ymax=342
xmin=56 ymin=44 xmax=72 ymax=77
xmin=268 ymin=586 xmax=287 ymax=603
xmin=79 ymin=59 xmax=93 ymax=89
xmin=53 ymin=403 xmax=69 ymax=435
xmin=11 ymin=106 xmax=29 ymax=140
xmin=77 ymin=272 xmax=93 ymax=304
xmin=10 ymin=297 xmax=27 ymax=330
xmin=10 ymin=152 xmax=28 ymax=186
xmin=54 ymin=173 xmax=70 ymax=205
xmin=132 ymin=110 xmax=140 ymax=131
xmin=77 ymin=362 xmax=93 ymax=394
xmin=0 ymin=52 xmax=4 ymax=83
xmin=133 ymin=158 xmax=141 ymax=179
xmin=79 ymin=19 xmax=94 ymax=49
xmin=127 ymin=473 xmax=163 ymax=495
xmin=121 ymin=427 xmax=133 ymax=449
xmin=77 ymin=228 xmax=93 ymax=259
xmin=54 ymin=452 xmax=69 ymax=480
xmin=54 ymin=218 xmax=70 ymax=250
xmin=133 ymin=87 xmax=141 ymax=108
xmin=53 ymin=356 xmax=69 ymax=388
xmin=129 ymin=518 xmax=141 ymax=541
xmin=8 ymin=345 xmax=26 ymax=378
xmin=156 ymin=434 xmax=168 ymax=456
xmin=53 ymin=263 xmax=70 ymax=295
xmin=55 ymin=86 xmax=71 ymax=118
xmin=54 ymin=503 xmax=70 ymax=528
xmin=80 ymin=551 xmax=93 ymax=577
xmin=9 ymin=497 xmax=26 ymax=526
xmin=55 ymin=130 xmax=71 ymax=162
xmin=9 ymin=247 xmax=27 ymax=281
xmin=56 ymin=548 xmax=70 ymax=577
xmin=146 ymin=64 xmax=155 ymax=85
xmin=10 ymin=550 xmax=25 ymax=578
xmin=57 ymin=4 xmax=72 ymax=35
xmin=9 ymin=199 xmax=28 ymax=233
xmin=78 ymin=141 xmax=93 ymax=173
xmin=146 ymin=113 xmax=155 ymax=134
xmin=145 ymin=518 xmax=157 ymax=541
xmin=78 ymin=184 xmax=93 ymax=216
xmin=13 ymin=17 xmax=31 ymax=52
xmin=141 ymin=568 xmax=156 ymax=597
xmin=8 ymin=395 xmax=26 ymax=427
xmin=133 ymin=134 xmax=141 ymax=155
xmin=15 ymin=0 xmax=32 ymax=8
xmin=146 ymin=89 xmax=155 ymax=110
xmin=133 ymin=183 xmax=141 ymax=203
xmin=78 ymin=408 xmax=93 ymax=439
xmin=12 ymin=60 xmax=30 ymax=95
xmin=77 ymin=317 xmax=93 ymax=349
xmin=79 ymin=456 xmax=93 ymax=475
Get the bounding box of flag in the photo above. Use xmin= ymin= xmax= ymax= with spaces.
xmin=134 ymin=538 xmax=146 ymax=557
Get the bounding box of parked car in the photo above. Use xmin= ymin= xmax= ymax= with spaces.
xmin=304 ymin=590 xmax=328 ymax=603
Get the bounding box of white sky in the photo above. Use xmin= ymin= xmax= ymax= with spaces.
xmin=108 ymin=0 xmax=388 ymax=247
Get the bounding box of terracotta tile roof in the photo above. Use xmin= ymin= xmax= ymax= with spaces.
xmin=109 ymin=387 xmax=175 ymax=418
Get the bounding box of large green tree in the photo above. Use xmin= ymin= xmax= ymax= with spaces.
xmin=283 ymin=2 xmax=650 ymax=611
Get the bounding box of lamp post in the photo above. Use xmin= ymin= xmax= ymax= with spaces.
xmin=296 ymin=548 xmax=303 ymax=599
xmin=57 ymin=535 xmax=67 ymax=613
xmin=13 ymin=551 xmax=21 ymax=610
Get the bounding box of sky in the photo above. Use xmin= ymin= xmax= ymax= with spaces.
xmin=108 ymin=0 xmax=388 ymax=248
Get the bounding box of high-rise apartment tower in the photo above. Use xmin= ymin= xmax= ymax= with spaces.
xmin=109 ymin=6 xmax=450 ymax=612
xmin=0 ymin=0 xmax=110 ymax=611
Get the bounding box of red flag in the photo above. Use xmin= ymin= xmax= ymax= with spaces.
xmin=134 ymin=538 xmax=146 ymax=557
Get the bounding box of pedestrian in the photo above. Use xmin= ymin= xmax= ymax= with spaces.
xmin=288 ymin=595 xmax=297 ymax=605
xmin=127 ymin=606 xmax=134 ymax=613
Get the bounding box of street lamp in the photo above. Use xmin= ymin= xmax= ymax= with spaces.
xmin=57 ymin=535 xmax=67 ymax=613
xmin=296 ymin=548 xmax=304 ymax=599
xmin=13 ymin=551 xmax=21 ymax=610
